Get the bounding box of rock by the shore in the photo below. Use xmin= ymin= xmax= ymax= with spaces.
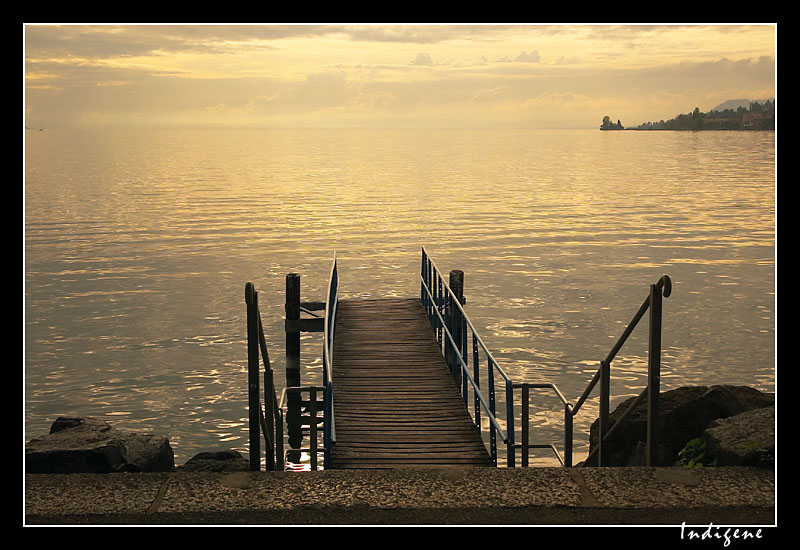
xmin=583 ymin=385 xmax=773 ymax=467
xmin=701 ymin=405 xmax=774 ymax=467
xmin=26 ymin=417 xmax=174 ymax=474
xmin=177 ymin=450 xmax=250 ymax=473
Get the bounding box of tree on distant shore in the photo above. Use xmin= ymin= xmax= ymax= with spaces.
xmin=633 ymin=101 xmax=774 ymax=130
xmin=601 ymin=115 xmax=623 ymax=129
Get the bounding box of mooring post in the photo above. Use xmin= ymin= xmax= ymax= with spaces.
xmin=647 ymin=283 xmax=662 ymax=466
xmin=285 ymin=273 xmax=302 ymax=450
xmin=449 ymin=270 xmax=464 ymax=387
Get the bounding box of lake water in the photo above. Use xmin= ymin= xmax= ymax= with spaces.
xmin=24 ymin=127 xmax=775 ymax=467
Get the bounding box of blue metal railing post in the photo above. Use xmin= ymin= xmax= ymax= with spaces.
xmin=521 ymin=383 xmax=529 ymax=467
xmin=470 ymin=326 xmax=477 ymax=424
xmin=506 ymin=378 xmax=515 ymax=467
xmin=437 ymin=275 xmax=443 ymax=346
xmin=487 ymin=353 xmax=497 ymax=465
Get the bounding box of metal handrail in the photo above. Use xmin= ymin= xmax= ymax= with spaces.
xmin=420 ymin=276 xmax=508 ymax=438
xmin=245 ymin=281 xmax=284 ymax=471
xmin=420 ymin=246 xmax=672 ymax=468
xmin=279 ymin=386 xmax=325 ymax=471
xmin=322 ymin=253 xmax=338 ymax=460
xmin=575 ymin=275 xmax=671 ymax=467
xmin=531 ymin=274 xmax=672 ymax=467
xmin=420 ymin=247 xmax=510 ymax=465
xmin=513 ymin=381 xmax=573 ymax=467
xmin=422 ymin=247 xmax=511 ymax=386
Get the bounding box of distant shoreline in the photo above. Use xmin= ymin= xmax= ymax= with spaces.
xmin=619 ymin=128 xmax=774 ymax=132
xmin=600 ymin=127 xmax=774 ymax=132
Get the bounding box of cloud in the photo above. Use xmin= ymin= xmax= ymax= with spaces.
xmin=339 ymin=24 xmax=536 ymax=44
xmin=410 ymin=53 xmax=434 ymax=66
xmin=469 ymin=86 xmax=513 ymax=104
xmin=24 ymin=24 xmax=317 ymax=60
xmin=514 ymin=50 xmax=540 ymax=63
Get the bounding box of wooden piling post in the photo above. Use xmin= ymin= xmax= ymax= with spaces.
xmin=449 ymin=270 xmax=464 ymax=386
xmin=285 ymin=273 xmax=302 ymax=449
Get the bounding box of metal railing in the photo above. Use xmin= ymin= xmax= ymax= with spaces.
xmin=505 ymin=274 xmax=672 ymax=467
xmin=568 ymin=274 xmax=672 ymax=467
xmin=244 ymin=253 xmax=338 ymax=471
xmin=245 ymin=281 xmax=285 ymax=471
xmin=322 ymin=253 xmax=339 ymax=465
xmin=250 ymin=249 xmax=670 ymax=470
xmin=278 ymin=385 xmax=325 ymax=471
xmin=420 ymin=247 xmax=510 ymax=465
xmin=420 ymin=246 xmax=672 ymax=468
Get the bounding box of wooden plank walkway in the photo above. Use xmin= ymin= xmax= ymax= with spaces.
xmin=328 ymin=297 xmax=493 ymax=469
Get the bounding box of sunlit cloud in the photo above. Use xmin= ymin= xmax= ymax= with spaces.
xmin=409 ymin=53 xmax=434 ymax=66
xmin=24 ymin=23 xmax=776 ymax=129
xmin=514 ymin=50 xmax=541 ymax=63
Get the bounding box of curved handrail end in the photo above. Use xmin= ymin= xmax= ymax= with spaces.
xmin=659 ymin=274 xmax=672 ymax=298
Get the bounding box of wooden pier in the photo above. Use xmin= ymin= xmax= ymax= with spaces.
xmin=327 ymin=298 xmax=492 ymax=469
xmin=246 ymin=247 xmax=672 ymax=472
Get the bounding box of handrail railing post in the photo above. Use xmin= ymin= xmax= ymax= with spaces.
xmin=421 ymin=248 xmax=426 ymax=302
xmin=436 ymin=275 xmax=443 ymax=346
xmin=255 ymin=311 xmax=278 ymax=471
xmin=262 ymin=360 xmax=276 ymax=471
xmin=462 ymin=318 xmax=469 ymax=408
xmin=276 ymin=402 xmax=284 ymax=471
xmin=598 ymin=359 xmax=610 ymax=467
xmin=506 ymin=379 xmax=515 ymax=468
xmin=521 ymin=383 xmax=530 ymax=467
xmin=309 ymin=387 xmax=318 ymax=471
xmin=472 ymin=330 xmax=480 ymax=428
xmin=245 ymin=282 xmax=262 ymax=472
xmin=647 ymin=282 xmax=662 ymax=466
xmin=487 ymin=352 xmax=497 ymax=465
xmin=564 ymin=404 xmax=573 ymax=468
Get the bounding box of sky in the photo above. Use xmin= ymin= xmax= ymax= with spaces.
xmin=23 ymin=23 xmax=777 ymax=129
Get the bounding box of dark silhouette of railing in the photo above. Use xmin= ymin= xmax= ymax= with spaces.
xmin=245 ymin=254 xmax=337 ymax=471
xmin=513 ymin=274 xmax=672 ymax=467
xmin=244 ymin=282 xmax=284 ymax=471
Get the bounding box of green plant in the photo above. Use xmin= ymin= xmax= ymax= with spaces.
xmin=678 ymin=438 xmax=718 ymax=468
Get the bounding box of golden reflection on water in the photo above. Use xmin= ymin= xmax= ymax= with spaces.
xmin=25 ymin=127 xmax=774 ymax=465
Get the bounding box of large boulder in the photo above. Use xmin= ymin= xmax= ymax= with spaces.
xmin=582 ymin=385 xmax=773 ymax=466
xmin=26 ymin=417 xmax=174 ymax=473
xmin=700 ymin=405 xmax=774 ymax=467
xmin=177 ymin=450 xmax=250 ymax=472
